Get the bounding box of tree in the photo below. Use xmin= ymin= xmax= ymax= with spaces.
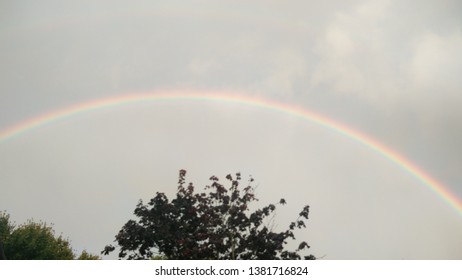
xmin=2 ymin=218 xmax=74 ymax=260
xmin=103 ymin=170 xmax=315 ymax=260
xmin=0 ymin=211 xmax=13 ymax=260
xmin=0 ymin=240 xmax=5 ymax=260
xmin=0 ymin=211 xmax=100 ymax=260
xmin=77 ymin=250 xmax=101 ymax=260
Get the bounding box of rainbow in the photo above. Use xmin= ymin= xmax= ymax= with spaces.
xmin=1 ymin=90 xmax=461 ymax=216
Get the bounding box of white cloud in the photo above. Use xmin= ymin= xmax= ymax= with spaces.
xmin=323 ymin=24 xmax=356 ymax=58
xmin=409 ymin=31 xmax=462 ymax=92
xmin=310 ymin=0 xmax=402 ymax=100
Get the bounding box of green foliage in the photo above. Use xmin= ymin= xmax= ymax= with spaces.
xmin=0 ymin=212 xmax=100 ymax=260
xmin=103 ymin=170 xmax=315 ymax=260
xmin=77 ymin=250 xmax=101 ymax=260
xmin=5 ymin=220 xmax=74 ymax=260
xmin=1 ymin=211 xmax=13 ymax=260
xmin=0 ymin=211 xmax=14 ymax=240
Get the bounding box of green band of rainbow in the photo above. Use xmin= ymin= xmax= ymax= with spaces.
xmin=1 ymin=90 xmax=461 ymax=217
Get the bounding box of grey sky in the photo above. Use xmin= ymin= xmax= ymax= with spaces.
xmin=1 ymin=0 xmax=462 ymax=259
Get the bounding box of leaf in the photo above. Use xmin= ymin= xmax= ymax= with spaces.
xmin=297 ymin=241 xmax=309 ymax=250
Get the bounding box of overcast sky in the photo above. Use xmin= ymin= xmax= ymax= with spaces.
xmin=1 ymin=0 xmax=462 ymax=259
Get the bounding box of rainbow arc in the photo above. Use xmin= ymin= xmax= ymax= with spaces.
xmin=1 ymin=90 xmax=461 ymax=216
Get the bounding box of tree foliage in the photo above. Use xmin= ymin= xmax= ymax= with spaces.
xmin=103 ymin=170 xmax=315 ymax=260
xmin=77 ymin=250 xmax=101 ymax=260
xmin=0 ymin=211 xmax=100 ymax=260
xmin=0 ymin=211 xmax=12 ymax=260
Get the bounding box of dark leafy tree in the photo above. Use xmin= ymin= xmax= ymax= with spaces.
xmin=103 ymin=170 xmax=315 ymax=260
